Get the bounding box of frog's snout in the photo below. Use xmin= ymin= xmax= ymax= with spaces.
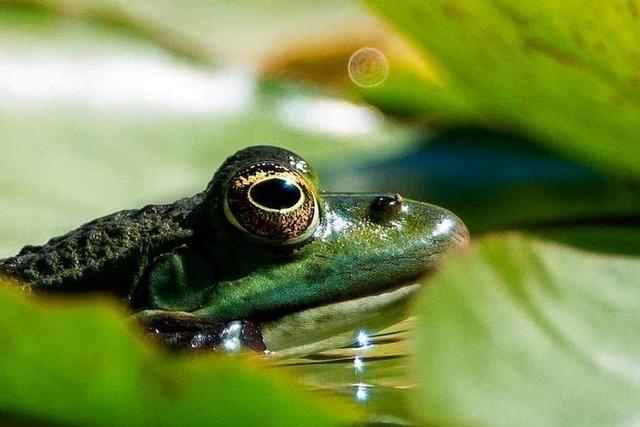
xmin=409 ymin=198 xmax=470 ymax=253
xmin=419 ymin=198 xmax=468 ymax=242
xmin=369 ymin=192 xmax=469 ymax=256
xmin=366 ymin=192 xmax=469 ymax=250
xmin=438 ymin=212 xmax=470 ymax=249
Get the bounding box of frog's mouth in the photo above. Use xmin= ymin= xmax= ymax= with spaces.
xmin=135 ymin=278 xmax=422 ymax=356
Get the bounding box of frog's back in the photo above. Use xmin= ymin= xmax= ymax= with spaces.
xmin=0 ymin=195 xmax=203 ymax=297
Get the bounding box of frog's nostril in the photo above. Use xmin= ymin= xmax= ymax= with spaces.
xmin=370 ymin=194 xmax=403 ymax=222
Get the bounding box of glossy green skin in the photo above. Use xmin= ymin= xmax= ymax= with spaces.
xmin=0 ymin=146 xmax=468 ymax=331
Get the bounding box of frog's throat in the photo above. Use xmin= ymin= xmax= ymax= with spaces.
xmin=260 ymin=281 xmax=421 ymax=357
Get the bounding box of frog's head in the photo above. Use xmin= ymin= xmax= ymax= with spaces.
xmin=186 ymin=146 xmax=468 ymax=345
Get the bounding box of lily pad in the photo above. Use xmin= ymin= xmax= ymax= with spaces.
xmin=413 ymin=229 xmax=640 ymax=426
xmin=0 ymin=282 xmax=356 ymax=426
xmin=365 ymin=0 xmax=640 ymax=176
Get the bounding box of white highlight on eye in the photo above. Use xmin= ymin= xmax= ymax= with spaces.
xmin=278 ymin=96 xmax=382 ymax=137
xmin=354 ymin=383 xmax=370 ymax=402
xmin=293 ymin=160 xmax=307 ymax=172
xmin=433 ymin=217 xmax=455 ymax=237
xmin=0 ymin=50 xmax=254 ymax=115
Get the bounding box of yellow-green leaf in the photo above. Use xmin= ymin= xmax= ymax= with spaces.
xmin=366 ymin=0 xmax=640 ymax=176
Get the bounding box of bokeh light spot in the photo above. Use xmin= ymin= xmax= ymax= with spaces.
xmin=348 ymin=47 xmax=389 ymax=87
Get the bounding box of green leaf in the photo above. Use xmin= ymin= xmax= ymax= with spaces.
xmin=412 ymin=229 xmax=640 ymax=426
xmin=0 ymin=282 xmax=356 ymax=426
xmin=365 ymin=0 xmax=640 ymax=176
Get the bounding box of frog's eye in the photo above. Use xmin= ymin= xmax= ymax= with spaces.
xmin=224 ymin=162 xmax=319 ymax=245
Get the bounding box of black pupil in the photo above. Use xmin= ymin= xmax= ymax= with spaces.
xmin=250 ymin=178 xmax=302 ymax=210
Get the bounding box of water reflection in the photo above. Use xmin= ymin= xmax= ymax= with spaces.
xmin=355 ymin=383 xmax=371 ymax=402
xmin=354 ymin=329 xmax=372 ymax=402
xmin=220 ymin=321 xmax=243 ymax=352
xmin=353 ymin=355 xmax=364 ymax=374
xmin=272 ymin=319 xmax=414 ymax=420
xmin=356 ymin=329 xmax=372 ymax=349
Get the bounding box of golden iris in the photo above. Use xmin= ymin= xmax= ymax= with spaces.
xmin=224 ymin=162 xmax=319 ymax=244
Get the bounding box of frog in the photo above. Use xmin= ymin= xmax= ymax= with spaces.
xmin=0 ymin=146 xmax=468 ymax=354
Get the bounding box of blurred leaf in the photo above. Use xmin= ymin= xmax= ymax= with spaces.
xmin=0 ymin=0 xmax=372 ymax=64
xmin=0 ymin=12 xmax=415 ymax=257
xmin=0 ymin=0 xmax=214 ymax=63
xmin=0 ymin=282 xmax=356 ymax=426
xmin=115 ymin=0 xmax=371 ymax=64
xmin=412 ymin=229 xmax=640 ymax=426
xmin=365 ymin=0 xmax=640 ymax=176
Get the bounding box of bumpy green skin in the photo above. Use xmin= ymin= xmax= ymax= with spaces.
xmin=0 ymin=146 xmax=468 ymax=348
xmin=0 ymin=196 xmax=199 ymax=297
